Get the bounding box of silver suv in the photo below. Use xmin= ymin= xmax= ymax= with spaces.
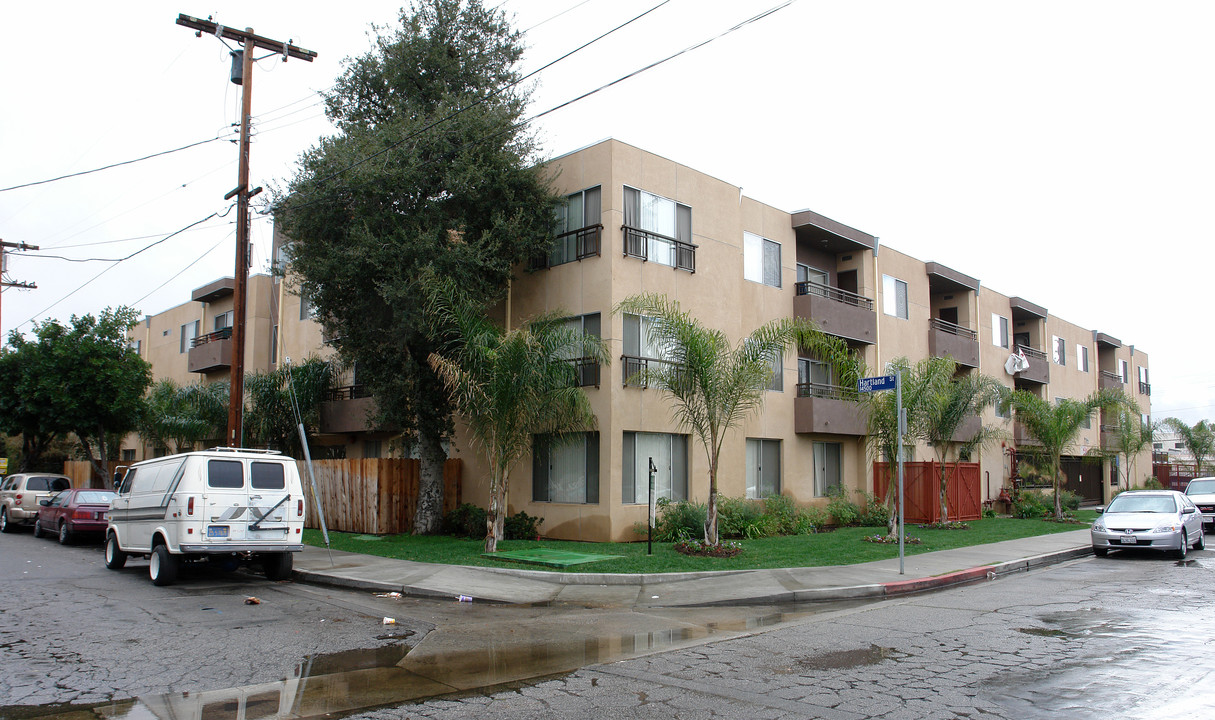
xmin=0 ymin=473 xmax=73 ymax=532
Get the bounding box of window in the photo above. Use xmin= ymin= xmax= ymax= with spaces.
xmin=746 ymin=438 xmax=781 ymax=499
xmin=533 ymin=432 xmax=599 ymax=504
xmin=797 ymin=263 xmax=829 ymax=288
xmin=1052 ymin=336 xmax=1066 ymax=366
xmin=798 ymin=357 xmax=834 ymax=396
xmin=207 ymin=460 xmax=244 ymax=489
xmin=128 ymin=339 xmax=141 ymax=355
xmin=548 ymin=186 xmax=602 ymax=267
xmin=813 ymin=442 xmax=842 ymax=497
xmin=622 ymin=313 xmax=671 ymax=386
xmin=1153 ymin=442 xmax=1163 ymax=450
xmin=623 ymin=186 xmax=693 ymax=270
xmin=214 ymin=311 xmax=234 ymax=331
xmin=768 ymin=349 xmax=783 ymax=392
xmin=251 ymin=462 xmax=286 ymax=490
xmin=300 ymin=296 xmax=313 ymax=321
xmin=1077 ymin=344 xmax=1089 ymax=372
xmin=180 ymin=320 xmax=199 ymax=353
xmin=882 ymin=275 xmax=908 ymax=319
xmin=992 ymin=314 xmax=1010 ymax=348
xmin=121 ymin=449 xmax=136 ymax=462
xmin=364 ymin=439 xmax=381 ymax=459
xmin=744 ymin=232 xmax=781 ymax=288
xmin=1118 ymin=359 xmax=1129 ymax=383
xmin=1176 ymin=442 xmax=1185 ymax=450
xmin=270 ymin=325 xmax=279 ymax=364
xmin=561 ymin=313 xmax=602 ymax=387
xmin=622 ymin=431 xmax=688 ymax=504
xmin=1138 ymin=366 xmax=1149 ymax=384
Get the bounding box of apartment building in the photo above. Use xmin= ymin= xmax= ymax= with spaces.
xmin=124 ymin=139 xmax=1152 ymax=542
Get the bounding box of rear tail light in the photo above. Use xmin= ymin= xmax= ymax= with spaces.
xmin=72 ymin=509 xmax=92 ymax=521
xmin=187 ymin=497 xmax=195 ymax=515
xmin=297 ymin=499 xmax=304 ymax=517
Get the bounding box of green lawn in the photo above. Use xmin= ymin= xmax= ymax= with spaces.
xmin=303 ymin=512 xmax=1094 ymax=574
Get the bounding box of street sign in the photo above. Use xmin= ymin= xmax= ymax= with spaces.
xmin=857 ymin=375 xmax=897 ymax=393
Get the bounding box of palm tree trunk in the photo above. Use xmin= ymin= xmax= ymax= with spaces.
xmin=1052 ymin=460 xmax=1063 ymax=520
xmin=939 ymin=460 xmax=949 ymax=524
xmin=885 ymin=465 xmax=897 ymax=536
xmin=485 ymin=466 xmax=505 ymax=554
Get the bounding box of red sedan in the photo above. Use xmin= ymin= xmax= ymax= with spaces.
xmin=34 ymin=489 xmax=117 ymax=545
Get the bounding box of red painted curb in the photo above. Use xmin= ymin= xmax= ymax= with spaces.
xmin=883 ymin=566 xmax=990 ymax=595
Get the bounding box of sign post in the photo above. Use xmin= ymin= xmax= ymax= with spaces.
xmin=648 ymin=458 xmax=657 ymax=556
xmin=858 ymin=373 xmax=906 ymax=574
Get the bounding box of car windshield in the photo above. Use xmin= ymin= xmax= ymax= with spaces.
xmin=1186 ymin=479 xmax=1215 ymax=494
xmin=1106 ymin=495 xmax=1176 ymax=514
xmin=76 ymin=491 xmax=116 ymax=504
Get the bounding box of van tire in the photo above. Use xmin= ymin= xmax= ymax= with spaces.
xmin=150 ymin=545 xmax=178 ymax=586
xmin=263 ymin=552 xmax=293 ymax=581
xmin=0 ymin=508 xmax=13 ymax=533
xmin=105 ymin=535 xmax=128 ymax=570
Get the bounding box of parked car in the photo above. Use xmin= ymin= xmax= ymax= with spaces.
xmin=106 ymin=448 xmax=306 ymax=586
xmin=1183 ymin=477 xmax=1215 ymax=533
xmin=1091 ymin=490 xmax=1205 ymax=558
xmin=0 ymin=473 xmax=73 ymax=533
xmin=34 ymin=488 xmax=117 ymax=544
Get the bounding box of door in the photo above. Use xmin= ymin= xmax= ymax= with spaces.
xmin=202 ymin=458 xmax=251 ymax=543
xmin=938 ymin=307 xmax=959 ymax=325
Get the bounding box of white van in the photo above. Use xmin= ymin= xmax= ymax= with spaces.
xmin=105 ymin=448 xmax=307 ymax=586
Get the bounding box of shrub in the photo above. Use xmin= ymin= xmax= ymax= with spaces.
xmin=442 ymin=503 xmax=487 ymax=538
xmin=1143 ymin=477 xmax=1164 ymax=490
xmin=718 ymin=497 xmax=772 ymax=539
xmin=826 ymin=487 xmax=860 ymax=526
xmin=1011 ymin=491 xmax=1050 ymax=519
xmin=982 ymin=507 xmax=996 ymax=519
xmin=654 ymin=498 xmax=707 ymax=542
xmin=763 ymin=494 xmax=817 ymax=535
xmin=855 ymin=491 xmax=890 ymax=527
xmin=504 ymin=510 xmax=544 ymax=540
xmin=1057 ymin=489 xmax=1082 ymax=512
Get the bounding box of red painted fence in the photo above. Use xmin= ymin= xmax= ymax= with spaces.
xmin=874 ymin=461 xmax=981 ymax=523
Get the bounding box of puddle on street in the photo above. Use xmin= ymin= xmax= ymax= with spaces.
xmin=1016 ymin=627 xmax=1068 ymax=638
xmin=794 ymin=644 xmax=901 ymax=671
xmin=2 ymin=605 xmax=822 ymax=720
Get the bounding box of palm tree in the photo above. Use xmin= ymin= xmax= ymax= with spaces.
xmin=615 ymin=293 xmax=856 ymax=545
xmin=1104 ymin=403 xmax=1157 ymax=488
xmin=1162 ymin=418 xmax=1215 ymax=477
xmin=1007 ymin=388 xmax=1128 ymax=519
xmin=140 ymin=379 xmax=229 ymax=453
xmin=244 ymin=356 xmax=338 ymax=457
xmin=428 ymin=289 xmax=608 ymax=553
xmin=917 ymin=358 xmax=1005 ymax=523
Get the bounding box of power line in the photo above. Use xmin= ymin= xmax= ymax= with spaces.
xmin=131 ymin=232 xmax=233 ymax=308
xmin=0 ymin=135 xmax=231 ymax=193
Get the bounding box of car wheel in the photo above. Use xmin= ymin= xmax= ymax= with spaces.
xmin=149 ymin=545 xmax=178 ymax=586
xmin=33 ymin=518 xmax=46 ymax=539
xmin=1175 ymin=530 xmax=1188 ymax=560
xmin=104 ymin=534 xmax=127 ymax=570
xmin=1197 ymin=532 xmax=1207 ymax=551
xmin=1093 ymin=546 xmax=1108 ymax=557
xmin=262 ymin=552 xmax=293 ymax=581
xmin=57 ymin=521 xmax=72 ymax=545
xmin=0 ymin=508 xmax=12 ymax=533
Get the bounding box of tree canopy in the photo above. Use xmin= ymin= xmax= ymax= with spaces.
xmin=1162 ymin=418 xmax=1215 ymax=476
xmin=139 ymin=379 xmax=229 ymax=454
xmin=274 ymin=0 xmax=558 ymax=533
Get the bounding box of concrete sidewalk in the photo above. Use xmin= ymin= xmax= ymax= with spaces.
xmin=292 ymin=529 xmax=1094 ymax=607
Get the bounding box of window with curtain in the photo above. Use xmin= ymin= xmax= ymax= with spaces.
xmin=560 ymin=313 xmax=601 ymax=387
xmin=533 ymin=433 xmax=599 ymax=504
xmin=622 ymin=313 xmax=668 ymax=360
xmin=798 ymin=357 xmax=834 ymax=397
xmin=746 ymin=438 xmax=781 ymax=499
xmin=744 ymin=232 xmax=781 ymax=288
xmin=882 ymin=275 xmax=908 ymax=319
xmin=1077 ymin=344 xmax=1089 ymax=372
xmin=813 ymin=441 xmax=842 ymax=497
xmin=550 ymin=186 xmax=602 ymax=267
xmin=1052 ymin=336 xmax=1066 ymax=365
xmin=179 ymin=320 xmax=199 ymax=353
xmin=622 ymin=431 xmax=688 ymax=504
xmin=623 ymin=186 xmax=692 ymax=268
xmin=992 ymin=314 xmax=1010 ymax=348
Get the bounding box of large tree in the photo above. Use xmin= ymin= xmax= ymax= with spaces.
xmin=275 ymin=0 xmax=557 ymax=533
xmin=427 ymin=283 xmax=607 ymax=552
xmin=2 ymin=307 xmax=150 ymax=484
xmin=615 ymin=293 xmax=858 ymax=546
xmin=1007 ymin=388 xmax=1128 ymax=519
xmin=1162 ymin=418 xmax=1215 ymax=476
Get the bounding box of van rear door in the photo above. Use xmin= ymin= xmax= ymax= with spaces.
xmin=246 ymin=461 xmax=291 ymax=544
xmin=202 ymin=458 xmax=252 ymax=543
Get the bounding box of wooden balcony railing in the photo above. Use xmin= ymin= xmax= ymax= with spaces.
xmin=191 ymin=327 xmax=232 ymax=347
xmin=929 ymin=317 xmax=977 ymax=341
xmin=794 ymin=281 xmax=875 ymax=311
xmin=621 ymin=226 xmax=696 ymax=272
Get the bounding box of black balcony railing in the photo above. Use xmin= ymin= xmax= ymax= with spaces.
xmin=531 ymin=224 xmax=603 ymax=270
xmin=1015 ymin=344 xmax=1047 ymax=361
xmin=795 ymin=382 xmax=856 ymax=401
xmin=621 ymin=225 xmax=696 ymax=272
xmin=191 ymin=327 xmax=232 ymax=347
xmin=794 ymin=281 xmax=875 ymax=311
xmin=326 ymin=385 xmax=373 ymax=401
xmin=569 ymin=357 xmax=600 ymax=388
xmin=1100 ymin=424 xmax=1120 ymax=434
xmin=1100 ymin=370 xmax=1124 ymax=384
xmin=1139 ymin=381 xmax=1151 ymax=396
xmin=929 ymin=317 xmax=977 ymax=341
xmin=621 ymin=354 xmax=683 ymax=388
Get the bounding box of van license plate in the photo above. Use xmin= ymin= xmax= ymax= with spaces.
xmin=207 ymin=526 xmax=230 ymax=538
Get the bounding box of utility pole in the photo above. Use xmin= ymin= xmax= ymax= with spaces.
xmin=176 ymin=14 xmax=316 ymax=448
xmin=0 ymin=240 xmax=39 ymax=345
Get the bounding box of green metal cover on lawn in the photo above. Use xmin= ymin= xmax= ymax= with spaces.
xmin=486 ymin=548 xmax=623 ymax=567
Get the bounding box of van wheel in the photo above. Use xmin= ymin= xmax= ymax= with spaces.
xmin=33 ymin=518 xmax=46 ymax=539
xmin=0 ymin=508 xmax=13 ymax=533
xmin=105 ymin=535 xmax=128 ymax=570
xmin=58 ymin=521 xmax=72 ymax=545
xmin=150 ymin=545 xmax=178 ymax=586
xmin=262 ymin=552 xmax=293 ymax=581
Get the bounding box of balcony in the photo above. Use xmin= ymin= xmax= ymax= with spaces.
xmin=319 ymin=385 xmax=379 ymax=434
xmin=1100 ymin=423 xmax=1119 ymax=448
xmin=1139 ymin=381 xmax=1151 ymax=396
xmin=530 ymin=224 xmax=603 ymax=270
xmin=622 ymin=226 xmax=696 ymax=273
xmin=1013 ymin=344 xmax=1049 ymax=385
xmin=794 ymin=382 xmax=866 ymax=435
xmin=621 ymin=355 xmax=680 ymax=388
xmin=928 ymin=318 xmax=979 ymax=368
xmin=793 ymin=281 xmax=876 ymax=345
xmin=1099 ymin=370 xmax=1124 ymax=391
xmin=1013 ymin=422 xmax=1042 ymax=446
xmin=570 ymin=357 xmax=600 ymax=388
xmin=187 ymin=328 xmax=232 ymax=373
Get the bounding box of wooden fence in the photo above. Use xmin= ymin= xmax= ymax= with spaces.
xmin=874 ymin=461 xmax=981 ymax=523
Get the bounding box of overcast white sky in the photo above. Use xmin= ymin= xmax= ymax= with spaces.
xmin=1 ymin=1 xmax=1211 ymax=423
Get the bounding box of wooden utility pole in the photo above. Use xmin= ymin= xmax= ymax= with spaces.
xmin=0 ymin=240 xmax=39 ymax=345
xmin=176 ymin=14 xmax=315 ymax=447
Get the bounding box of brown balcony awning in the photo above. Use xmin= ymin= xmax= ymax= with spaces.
xmin=192 ymin=277 xmax=235 ymax=303
xmin=925 ymin=262 xmax=979 ymax=293
xmin=1094 ymin=332 xmax=1122 ymax=349
xmin=791 ymin=209 xmax=876 ymax=254
xmin=1009 ymin=296 xmax=1047 ymax=321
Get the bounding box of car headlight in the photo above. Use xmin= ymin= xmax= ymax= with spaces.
xmin=1092 ymin=520 xmax=1106 ymax=532
xmin=1152 ymin=524 xmax=1179 ymax=533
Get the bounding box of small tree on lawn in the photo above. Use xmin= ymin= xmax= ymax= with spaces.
xmin=615 ymin=293 xmax=856 ymax=546
xmin=1007 ymin=388 xmax=1128 ymax=519
xmin=857 ymin=357 xmax=918 ymax=537
xmin=427 ymin=284 xmax=607 ymax=553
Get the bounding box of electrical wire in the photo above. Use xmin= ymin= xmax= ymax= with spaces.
xmin=130 ymin=231 xmax=233 ymax=307
xmin=0 ymin=135 xmax=232 ymax=193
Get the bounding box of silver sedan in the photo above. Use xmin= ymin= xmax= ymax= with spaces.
xmin=1091 ymin=490 xmax=1205 ymax=559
